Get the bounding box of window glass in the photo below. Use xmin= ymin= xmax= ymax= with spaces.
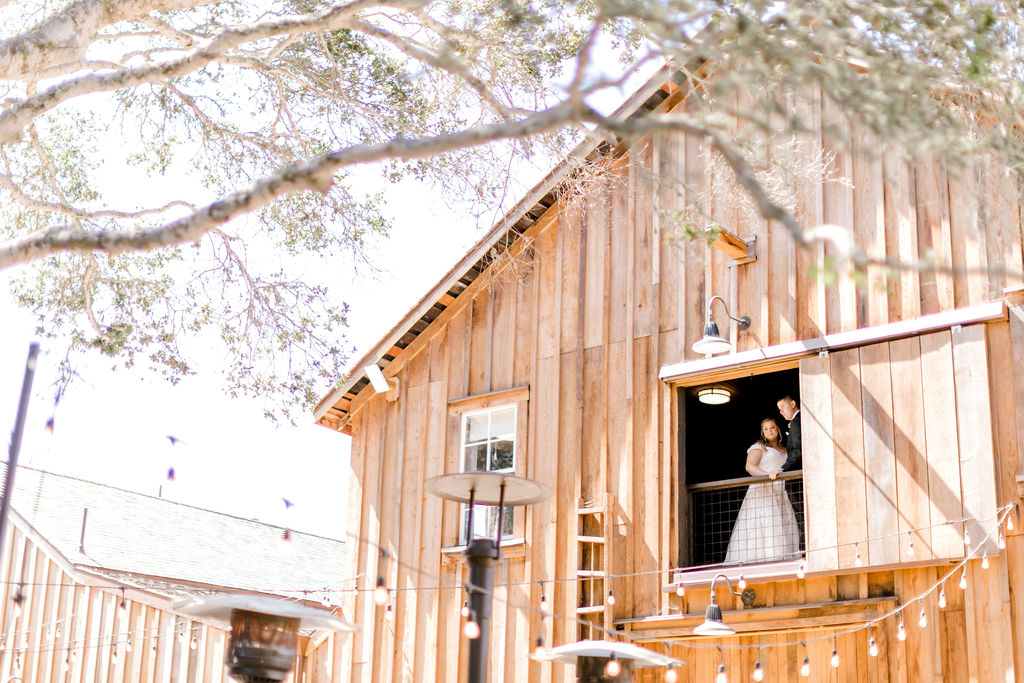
xmin=460 ymin=404 xmax=517 ymax=542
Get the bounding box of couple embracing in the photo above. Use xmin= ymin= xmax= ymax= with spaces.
xmin=723 ymin=396 xmax=804 ymax=565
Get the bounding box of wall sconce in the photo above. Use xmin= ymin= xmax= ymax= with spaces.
xmin=692 ymin=296 xmax=750 ymax=355
xmin=693 ymin=574 xmax=756 ymax=636
xmin=697 ymin=387 xmax=731 ymax=405
xmin=364 ymin=364 xmax=399 ymax=402
xmin=173 ymin=594 xmax=353 ymax=682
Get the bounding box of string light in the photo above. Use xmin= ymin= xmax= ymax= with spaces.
xmin=737 ymin=576 xmax=746 ymax=590
xmin=964 ymin=528 xmax=972 ymax=546
xmin=982 ymin=554 xmax=989 ymax=570
xmin=831 ymin=646 xmax=840 ymax=667
xmin=539 ymin=581 xmax=550 ymax=614
xmin=918 ymin=607 xmax=927 ymax=628
xmin=534 ymin=636 xmax=546 ymax=660
xmin=190 ymin=635 xmax=198 ymax=650
xmin=800 ymin=642 xmax=810 ymax=677
xmin=119 ymin=587 xmax=128 ymax=616
xmin=666 ymin=665 xmax=678 ymax=682
xmin=126 ymin=637 xmax=133 ymax=653
xmin=385 ymin=604 xmax=395 ymax=621
xmin=907 ymin=535 xmax=915 ymax=557
xmin=606 ymin=589 xmax=616 ymax=606
xmin=868 ymin=627 xmax=879 ymax=657
xmin=998 ymin=531 xmax=1006 ymax=549
xmin=753 ymin=659 xmax=764 ymax=681
xmin=796 ymin=562 xmax=806 ymax=579
xmin=716 ymin=662 xmax=727 ymax=683
xmin=111 ymin=645 xmax=118 ymax=665
xmin=605 ymin=653 xmax=621 ymax=678
xmin=1007 ymin=513 xmax=1015 ymax=532
xmin=461 ymin=600 xmax=470 ymax=618
xmin=675 ymin=582 xmax=685 ymax=597
xmin=855 ymin=544 xmax=863 ymax=567
xmin=897 ymin=615 xmax=906 ymax=641
xmin=374 ymin=577 xmax=389 ymax=606
xmin=959 ymin=568 xmax=968 ymax=590
xmin=938 ymin=586 xmax=947 ymax=609
xmin=463 ymin=617 xmax=480 ymax=639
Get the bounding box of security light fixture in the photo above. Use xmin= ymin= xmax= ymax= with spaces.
xmin=692 ymin=296 xmax=750 ymax=355
xmin=364 ymin=364 xmax=399 ymax=401
xmin=697 ymin=387 xmax=731 ymax=405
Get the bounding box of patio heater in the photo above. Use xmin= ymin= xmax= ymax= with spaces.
xmin=534 ymin=639 xmax=682 ymax=682
xmin=173 ymin=594 xmax=353 ymax=682
xmin=425 ymin=472 xmax=551 ymax=683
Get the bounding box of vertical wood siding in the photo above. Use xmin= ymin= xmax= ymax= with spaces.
xmin=313 ymin=86 xmax=1024 ymax=681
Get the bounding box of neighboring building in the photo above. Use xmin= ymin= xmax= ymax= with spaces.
xmin=311 ymin=65 xmax=1024 ymax=681
xmin=0 ymin=464 xmax=346 ymax=682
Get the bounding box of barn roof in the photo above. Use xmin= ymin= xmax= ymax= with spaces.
xmin=314 ymin=63 xmax=687 ymax=430
xmin=2 ymin=464 xmax=345 ymax=598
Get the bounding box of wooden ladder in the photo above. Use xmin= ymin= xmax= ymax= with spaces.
xmin=575 ymin=493 xmax=613 ymax=640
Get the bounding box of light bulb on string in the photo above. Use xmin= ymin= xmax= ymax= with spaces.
xmin=666 ymin=666 xmax=678 ymax=682
xmin=190 ymin=635 xmax=198 ymax=650
xmin=374 ymin=577 xmax=389 ymax=606
xmin=959 ymin=568 xmax=968 ymax=590
xmin=907 ymin=531 xmax=915 ymax=557
xmin=606 ymin=589 xmax=616 ymax=606
xmin=111 ymin=646 xmax=118 ymax=665
xmin=716 ymin=663 xmax=727 ymax=683
xmin=126 ymin=637 xmax=133 ymax=653
xmin=831 ymin=647 xmax=840 ymax=668
xmin=868 ymin=628 xmax=879 ymax=657
xmin=540 ymin=593 xmax=549 ymax=615
xmin=675 ymin=582 xmax=685 ymax=597
xmin=605 ymin=653 xmax=621 ymax=678
xmin=982 ymin=554 xmax=989 ymax=570
xmin=938 ymin=587 xmax=947 ymax=609
xmin=461 ymin=601 xmax=470 ymax=618
xmin=800 ymin=643 xmax=810 ymax=677
xmin=964 ymin=528 xmax=971 ymax=547
xmin=55 ymin=627 xmax=62 ymax=640
xmin=753 ymin=660 xmax=764 ymax=681
xmin=463 ymin=618 xmax=480 ymax=639
xmin=918 ymin=607 xmax=927 ymax=628
xmin=998 ymin=531 xmax=1006 ymax=549
xmin=385 ymin=604 xmax=395 ymax=621
xmin=737 ymin=576 xmax=746 ymax=590
xmin=797 ymin=562 xmax=806 ymax=579
xmin=897 ymin=616 xmax=906 ymax=641
xmin=321 ymin=591 xmax=332 ymax=608
xmin=855 ymin=545 xmax=863 ymax=567
xmin=534 ymin=636 xmax=547 ymax=660
xmin=1007 ymin=513 xmax=1015 ymax=532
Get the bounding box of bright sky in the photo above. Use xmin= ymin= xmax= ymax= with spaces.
xmin=0 ymin=55 xmax=659 ymax=543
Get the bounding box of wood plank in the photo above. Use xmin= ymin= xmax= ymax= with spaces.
xmin=852 ymin=129 xmax=887 ymax=327
xmin=632 ymin=336 xmax=659 ymax=614
xmin=821 ymin=94 xmax=857 ymax=334
xmin=951 ymin=324 xmax=999 ymax=554
xmin=799 ymin=352 xmax=838 ymax=570
xmin=858 ymin=342 xmax=900 ymax=564
xmin=915 ymin=157 xmax=954 ymax=314
xmin=889 ymin=336 xmax=933 ymax=561
xmin=608 ymin=163 xmax=630 ymax=345
xmin=793 ymin=87 xmax=826 ymax=340
xmin=560 ymin=204 xmax=583 ymax=353
xmin=633 ymin=143 xmax=655 ymax=339
xmin=554 ymin=351 xmax=581 ymax=662
xmin=489 ymin=270 xmax=516 ymax=390
xmin=830 ymin=348 xmax=868 ymax=568
xmin=919 ymin=331 xmax=963 ymax=559
xmin=946 ymin=161 xmax=985 ymax=307
xmin=607 ymin=340 xmax=633 ymax=613
xmin=582 ymin=172 xmax=609 ymax=350
xmin=882 ymin=150 xmax=920 ymax=322
xmin=710 ymin=227 xmax=749 ymax=260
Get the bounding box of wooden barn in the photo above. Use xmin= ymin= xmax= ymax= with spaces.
xmin=0 ymin=465 xmax=346 ymax=682
xmin=311 ymin=65 xmax=1024 ymax=682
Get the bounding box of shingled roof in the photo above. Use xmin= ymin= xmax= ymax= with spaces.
xmin=314 ymin=63 xmax=688 ymax=431
xmin=2 ymin=464 xmax=345 ymax=598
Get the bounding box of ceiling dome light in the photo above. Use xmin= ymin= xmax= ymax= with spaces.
xmin=698 ymin=387 xmax=731 ymax=405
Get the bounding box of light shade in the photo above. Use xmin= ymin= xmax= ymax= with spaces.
xmin=691 ymin=321 xmax=732 ymax=355
xmin=364 ymin=364 xmax=391 ymax=393
xmin=693 ymin=603 xmax=736 ymax=636
xmin=698 ymin=387 xmax=731 ymax=405
xmin=533 ymin=640 xmax=681 ymax=668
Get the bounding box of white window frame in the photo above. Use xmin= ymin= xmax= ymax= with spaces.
xmin=458 ymin=403 xmax=517 ymax=544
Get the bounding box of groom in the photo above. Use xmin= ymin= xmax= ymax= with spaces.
xmin=772 ymin=395 xmax=804 ymax=549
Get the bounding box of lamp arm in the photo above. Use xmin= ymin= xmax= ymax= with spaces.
xmin=708 ymin=573 xmax=745 ymax=602
xmin=706 ymin=296 xmax=751 ymax=330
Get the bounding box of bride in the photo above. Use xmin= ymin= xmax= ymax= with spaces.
xmin=724 ymin=418 xmax=801 ymax=565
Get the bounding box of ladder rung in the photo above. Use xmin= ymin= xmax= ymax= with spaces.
xmin=577 ymin=507 xmax=606 ymax=515
xmin=576 ymin=570 xmax=606 ymax=577
xmin=575 ymin=605 xmax=606 ymax=614
xmin=577 ymin=535 xmax=605 ymax=544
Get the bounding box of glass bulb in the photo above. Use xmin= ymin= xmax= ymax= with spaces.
xmin=111 ymin=647 xmax=118 ymax=665
xmin=190 ymin=636 xmax=197 ymax=650
xmin=666 ymin=667 xmax=678 ymax=682
xmin=753 ymin=661 xmax=764 ymax=681
xmin=737 ymin=576 xmax=746 ymax=590
xmin=1007 ymin=515 xmax=1015 ymax=531
xmin=385 ymin=604 xmax=395 ymax=621
xmin=605 ymin=656 xmax=621 ymax=677
xmin=907 ymin=540 xmax=915 ymax=557
xmin=897 ymin=620 xmax=906 ymax=640
xmin=918 ymin=608 xmax=927 ymax=628
xmin=119 ymin=599 xmax=127 ymax=615
xmin=998 ymin=532 xmax=1006 ymax=549
xmin=540 ymin=594 xmax=550 ymax=614
xmin=855 ymin=552 xmax=862 ymax=567
xmin=797 ymin=562 xmax=806 ymax=579
xmin=461 ymin=601 xmax=470 ymax=618
xmin=938 ymin=589 xmax=947 ymax=609
xmin=534 ymin=637 xmax=546 ymax=660
xmin=801 ymin=656 xmax=811 ymax=677
xmin=964 ymin=529 xmax=972 ymax=546
xmin=960 ymin=571 xmax=968 ymax=590
xmin=831 ymin=648 xmax=840 ymax=667
xmin=374 ymin=578 xmax=389 ymax=606
xmin=716 ymin=663 xmax=727 ymax=683
xmin=125 ymin=639 xmax=132 ymax=653
xmin=982 ymin=555 xmax=989 ymax=569
xmin=675 ymin=583 xmax=685 ymax=597
xmin=869 ymin=637 xmax=878 ymax=657
xmin=606 ymin=590 xmax=616 ymax=606
xmin=463 ymin=620 xmax=480 ymax=639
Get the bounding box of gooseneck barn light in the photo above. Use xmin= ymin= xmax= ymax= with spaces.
xmin=692 ymin=296 xmax=750 ymax=355
xmin=693 ymin=574 xmax=756 ymax=637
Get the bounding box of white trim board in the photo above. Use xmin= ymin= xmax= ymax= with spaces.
xmin=659 ymin=300 xmax=1007 ymax=383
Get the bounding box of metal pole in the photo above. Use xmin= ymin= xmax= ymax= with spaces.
xmin=0 ymin=343 xmax=40 ymax=559
xmin=464 ymin=538 xmax=497 ymax=683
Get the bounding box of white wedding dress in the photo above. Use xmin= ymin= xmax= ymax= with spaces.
xmin=723 ymin=444 xmax=801 ymax=565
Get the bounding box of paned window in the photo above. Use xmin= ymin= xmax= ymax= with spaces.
xmin=460 ymin=405 xmax=516 ymax=542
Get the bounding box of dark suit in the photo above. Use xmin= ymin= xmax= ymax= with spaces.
xmin=783 ymin=411 xmax=804 ymax=549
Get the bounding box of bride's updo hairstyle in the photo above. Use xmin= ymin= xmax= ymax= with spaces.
xmin=757 ymin=417 xmax=784 ymax=449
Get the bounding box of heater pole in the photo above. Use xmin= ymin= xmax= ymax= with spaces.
xmin=465 ymin=538 xmax=497 ymax=683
